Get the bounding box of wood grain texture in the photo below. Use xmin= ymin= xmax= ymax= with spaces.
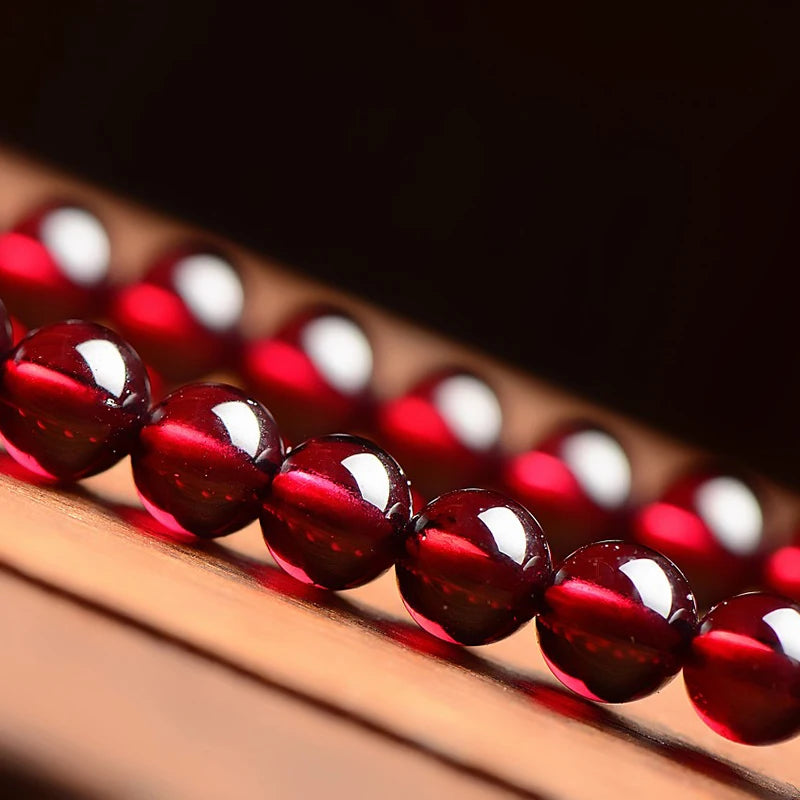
xmin=0 ymin=145 xmax=798 ymax=799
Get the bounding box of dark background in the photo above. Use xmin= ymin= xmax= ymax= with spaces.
xmin=1 ymin=3 xmax=798 ymax=485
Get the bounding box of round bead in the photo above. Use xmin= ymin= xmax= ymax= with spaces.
xmin=396 ymin=488 xmax=552 ymax=645
xmin=684 ymin=592 xmax=800 ymax=744
xmin=260 ymin=434 xmax=412 ymax=590
xmin=109 ymin=246 xmax=244 ymax=380
xmin=132 ymin=383 xmax=283 ymax=538
xmin=0 ymin=203 xmax=111 ymax=325
xmin=631 ymin=469 xmax=768 ymax=603
xmin=241 ymin=306 xmax=374 ymax=441
xmin=374 ymin=369 xmax=503 ymax=497
xmin=502 ymin=423 xmax=632 ymax=559
xmin=0 ymin=321 xmax=150 ymax=480
xmin=0 ymin=297 xmax=13 ymax=355
xmin=536 ymin=541 xmax=697 ymax=703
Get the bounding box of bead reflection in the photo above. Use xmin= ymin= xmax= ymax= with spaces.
xmin=75 ymin=339 xmax=128 ymax=398
xmin=38 ymin=207 xmax=110 ymax=286
xmin=211 ymin=400 xmax=262 ymax=458
xmin=300 ymin=314 xmax=373 ymax=395
xmin=559 ymin=428 xmax=631 ymax=509
xmin=763 ymin=607 xmax=800 ymax=661
xmin=478 ymin=505 xmax=528 ymax=565
xmin=341 ymin=451 xmax=391 ymax=511
xmin=619 ymin=557 xmax=675 ymax=620
xmin=172 ymin=253 xmax=244 ymax=331
xmin=433 ymin=373 xmax=502 ymax=451
xmin=694 ymin=476 xmax=763 ymax=555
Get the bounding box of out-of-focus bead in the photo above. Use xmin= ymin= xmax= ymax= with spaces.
xmin=241 ymin=306 xmax=374 ymax=441
xmin=109 ymin=245 xmax=244 ymax=380
xmin=0 ymin=203 xmax=111 ymax=325
xmin=374 ymin=368 xmax=503 ymax=496
xmin=502 ymin=422 xmax=632 ymax=559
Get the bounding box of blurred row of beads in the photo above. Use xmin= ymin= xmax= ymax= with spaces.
xmin=1 ymin=200 xmax=797 ymax=607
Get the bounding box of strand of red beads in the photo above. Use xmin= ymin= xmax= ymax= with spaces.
xmin=0 ymin=300 xmax=797 ymax=747
xmin=1 ymin=201 xmax=789 ymax=610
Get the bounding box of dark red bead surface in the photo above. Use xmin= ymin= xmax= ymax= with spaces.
xmin=684 ymin=592 xmax=800 ymax=745
xmin=631 ymin=469 xmax=768 ymax=603
xmin=132 ymin=383 xmax=283 ymax=538
xmin=241 ymin=306 xmax=374 ymax=441
xmin=502 ymin=423 xmax=632 ymax=559
xmin=0 ymin=297 xmax=12 ymax=355
xmin=763 ymin=542 xmax=800 ymax=603
xmin=0 ymin=203 xmax=111 ymax=325
xmin=0 ymin=321 xmax=150 ymax=480
xmin=260 ymin=434 xmax=412 ymax=589
xmin=396 ymin=488 xmax=552 ymax=645
xmin=536 ymin=541 xmax=697 ymax=702
xmin=109 ymin=246 xmax=244 ymax=380
xmin=374 ymin=369 xmax=503 ymax=497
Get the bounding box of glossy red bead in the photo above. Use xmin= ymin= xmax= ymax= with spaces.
xmin=109 ymin=246 xmax=244 ymax=380
xmin=0 ymin=203 xmax=111 ymax=325
xmin=0 ymin=321 xmax=150 ymax=480
xmin=502 ymin=423 xmax=632 ymax=559
xmin=684 ymin=592 xmax=800 ymax=744
xmin=631 ymin=469 xmax=768 ymax=603
xmin=374 ymin=369 xmax=503 ymax=497
xmin=132 ymin=383 xmax=283 ymax=538
xmin=396 ymin=489 xmax=552 ymax=645
xmin=241 ymin=306 xmax=374 ymax=441
xmin=260 ymin=434 xmax=412 ymax=589
xmin=536 ymin=541 xmax=697 ymax=702
xmin=0 ymin=297 xmax=13 ymax=355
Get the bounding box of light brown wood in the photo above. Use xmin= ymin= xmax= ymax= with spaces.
xmin=0 ymin=144 xmax=798 ymax=798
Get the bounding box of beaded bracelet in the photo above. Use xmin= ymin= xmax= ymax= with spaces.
xmin=0 ymin=304 xmax=797 ymax=748
xmin=1 ymin=201 xmax=799 ymax=611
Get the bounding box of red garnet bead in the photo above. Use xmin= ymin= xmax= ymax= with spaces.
xmin=0 ymin=297 xmax=13 ymax=355
xmin=763 ymin=541 xmax=800 ymax=603
xmin=374 ymin=369 xmax=504 ymax=497
xmin=684 ymin=592 xmax=800 ymax=744
xmin=109 ymin=246 xmax=244 ymax=381
xmin=536 ymin=541 xmax=697 ymax=703
xmin=260 ymin=434 xmax=412 ymax=589
xmin=631 ymin=469 xmax=768 ymax=603
xmin=396 ymin=489 xmax=553 ymax=645
xmin=241 ymin=306 xmax=374 ymax=441
xmin=502 ymin=423 xmax=632 ymax=559
xmin=0 ymin=321 xmax=150 ymax=480
xmin=132 ymin=383 xmax=283 ymax=538
xmin=0 ymin=203 xmax=111 ymax=325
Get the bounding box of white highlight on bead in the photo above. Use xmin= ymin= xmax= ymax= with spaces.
xmin=75 ymin=339 xmax=127 ymax=398
xmin=300 ymin=315 xmax=373 ymax=395
xmin=560 ymin=429 xmax=632 ymax=509
xmin=619 ymin=557 xmax=674 ymax=620
xmin=39 ymin=207 xmax=110 ymax=286
xmin=763 ymin=607 xmax=800 ymax=663
xmin=342 ymin=452 xmax=391 ymax=511
xmin=433 ymin=374 xmax=502 ymax=452
xmin=694 ymin=476 xmax=763 ymax=555
xmin=173 ymin=253 xmax=244 ymax=331
xmin=212 ymin=400 xmax=262 ymax=457
xmin=478 ymin=505 xmax=527 ymax=565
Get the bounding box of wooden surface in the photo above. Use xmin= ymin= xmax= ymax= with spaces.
xmin=0 ymin=145 xmax=798 ymax=799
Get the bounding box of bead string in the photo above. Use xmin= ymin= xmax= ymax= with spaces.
xmin=0 ymin=201 xmax=797 ymax=608
xmin=0 ymin=307 xmax=797 ymax=747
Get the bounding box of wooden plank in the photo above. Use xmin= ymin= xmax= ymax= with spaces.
xmin=0 ymin=569 xmax=520 ymax=800
xmin=0 ymin=144 xmax=798 ymax=798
